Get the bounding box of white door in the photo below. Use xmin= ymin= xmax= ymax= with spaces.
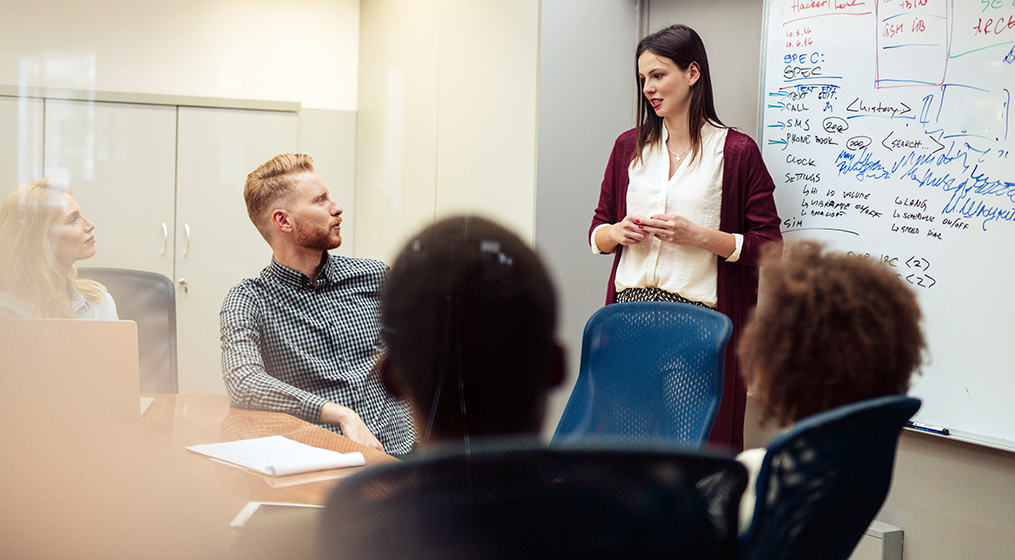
xmin=43 ymin=100 xmax=177 ymax=279
xmin=175 ymin=107 xmax=298 ymax=394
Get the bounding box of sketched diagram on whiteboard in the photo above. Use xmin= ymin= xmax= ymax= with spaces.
xmin=762 ymin=0 xmax=1015 ymax=445
xmin=764 ymin=0 xmax=1012 ymax=273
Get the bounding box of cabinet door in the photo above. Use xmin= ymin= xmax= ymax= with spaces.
xmin=0 ymin=96 xmax=43 ymax=193
xmin=175 ymin=107 xmax=298 ymax=394
xmin=44 ymin=100 xmax=177 ymax=279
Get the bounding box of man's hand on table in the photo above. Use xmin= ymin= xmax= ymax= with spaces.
xmin=319 ymin=402 xmax=384 ymax=451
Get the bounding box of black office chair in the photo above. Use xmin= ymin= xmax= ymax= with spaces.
xmin=317 ymin=440 xmax=747 ymax=560
xmin=77 ymin=267 xmax=179 ymax=393
xmin=738 ymin=395 xmax=921 ymax=560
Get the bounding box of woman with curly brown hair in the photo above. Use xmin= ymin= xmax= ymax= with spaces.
xmin=735 ymin=240 xmax=925 ymax=532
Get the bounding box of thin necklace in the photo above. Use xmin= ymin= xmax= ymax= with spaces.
xmin=667 ymin=143 xmax=691 ymax=162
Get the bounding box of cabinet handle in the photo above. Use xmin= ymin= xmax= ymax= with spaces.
xmin=161 ymin=223 xmax=168 ymax=256
xmin=184 ymin=224 xmax=191 ymax=257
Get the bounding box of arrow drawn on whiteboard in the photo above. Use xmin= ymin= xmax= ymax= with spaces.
xmin=768 ymin=121 xmax=787 ymax=130
xmin=768 ymin=138 xmax=788 ymax=150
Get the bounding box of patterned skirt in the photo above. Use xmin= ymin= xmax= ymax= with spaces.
xmin=615 ymin=286 xmax=716 ymax=310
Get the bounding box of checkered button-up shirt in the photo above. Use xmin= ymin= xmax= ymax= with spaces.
xmin=220 ymin=255 xmax=416 ymax=455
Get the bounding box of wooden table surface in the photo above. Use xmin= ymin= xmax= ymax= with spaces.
xmin=0 ymin=394 xmax=397 ymax=560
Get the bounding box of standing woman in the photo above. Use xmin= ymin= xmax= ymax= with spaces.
xmin=590 ymin=25 xmax=781 ymax=450
xmin=0 ymin=179 xmax=118 ymax=319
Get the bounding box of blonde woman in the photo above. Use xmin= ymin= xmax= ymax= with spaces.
xmin=0 ymin=179 xmax=117 ymax=319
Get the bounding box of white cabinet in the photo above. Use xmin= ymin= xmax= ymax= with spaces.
xmin=44 ymin=100 xmax=177 ymax=279
xmin=175 ymin=107 xmax=297 ymax=394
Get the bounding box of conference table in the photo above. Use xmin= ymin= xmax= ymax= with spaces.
xmin=0 ymin=394 xmax=397 ymax=560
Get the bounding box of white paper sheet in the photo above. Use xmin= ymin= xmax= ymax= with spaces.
xmin=187 ymin=435 xmax=366 ymax=476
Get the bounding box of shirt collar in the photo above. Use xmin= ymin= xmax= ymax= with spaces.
xmin=70 ymin=285 xmax=89 ymax=313
xmin=265 ymin=253 xmax=337 ymax=291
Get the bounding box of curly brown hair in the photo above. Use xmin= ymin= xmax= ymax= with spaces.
xmin=738 ymin=240 xmax=925 ymax=427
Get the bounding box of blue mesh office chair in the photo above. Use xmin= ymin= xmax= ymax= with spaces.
xmin=738 ymin=395 xmax=921 ymax=560
xmin=553 ymin=301 xmax=732 ymax=447
xmin=317 ymin=440 xmax=748 ymax=560
xmin=77 ymin=267 xmax=179 ymax=393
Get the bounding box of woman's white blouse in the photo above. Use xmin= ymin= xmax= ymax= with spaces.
xmin=0 ymin=286 xmax=118 ymax=320
xmin=592 ymin=123 xmax=742 ymax=307
xmin=72 ymin=286 xmax=119 ymax=320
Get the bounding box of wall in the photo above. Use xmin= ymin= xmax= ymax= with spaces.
xmin=879 ymin=432 xmax=1015 ymax=559
xmin=535 ymin=0 xmax=639 ymax=438
xmin=0 ymin=0 xmax=360 ymax=111
xmin=355 ymin=0 xmax=540 ymax=263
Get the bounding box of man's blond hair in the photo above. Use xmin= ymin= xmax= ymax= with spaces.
xmin=244 ymin=153 xmax=315 ymax=241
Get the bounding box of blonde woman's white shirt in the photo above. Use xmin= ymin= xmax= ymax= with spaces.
xmin=0 ymin=287 xmax=118 ymax=320
xmin=592 ymin=123 xmax=742 ymax=307
xmin=71 ymin=286 xmax=119 ymax=320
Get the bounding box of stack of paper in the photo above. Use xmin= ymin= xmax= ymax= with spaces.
xmin=187 ymin=435 xmax=366 ymax=476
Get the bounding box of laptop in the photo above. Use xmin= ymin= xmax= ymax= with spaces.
xmin=0 ymin=318 xmax=146 ymax=424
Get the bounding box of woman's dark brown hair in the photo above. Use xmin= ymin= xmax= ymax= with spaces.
xmin=738 ymin=240 xmax=925 ymax=427
xmin=633 ymin=24 xmax=724 ymax=167
xmin=381 ymin=216 xmax=559 ymax=441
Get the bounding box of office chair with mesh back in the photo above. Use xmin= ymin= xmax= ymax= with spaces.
xmin=738 ymin=395 xmax=921 ymax=560
xmin=317 ymin=440 xmax=747 ymax=560
xmin=552 ymin=301 xmax=732 ymax=448
xmin=77 ymin=267 xmax=179 ymax=393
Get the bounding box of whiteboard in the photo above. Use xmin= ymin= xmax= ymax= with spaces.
xmin=760 ymin=0 xmax=1015 ymax=449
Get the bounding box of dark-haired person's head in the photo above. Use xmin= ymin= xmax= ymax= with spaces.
xmin=633 ymin=24 xmax=723 ymax=166
xmin=379 ymin=216 xmax=564 ymax=444
xmin=738 ymin=240 xmax=925 ymax=427
xmin=636 ymin=23 xmax=719 ymax=127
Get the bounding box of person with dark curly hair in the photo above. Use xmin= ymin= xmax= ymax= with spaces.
xmin=735 ymin=239 xmax=925 ymax=532
xmin=377 ymin=215 xmax=565 ymax=444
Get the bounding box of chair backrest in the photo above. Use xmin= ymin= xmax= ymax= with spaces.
xmin=77 ymin=267 xmax=178 ymax=393
xmin=316 ymin=440 xmax=747 ymax=560
xmin=552 ymin=301 xmax=732 ymax=447
xmin=739 ymin=395 xmax=922 ymax=560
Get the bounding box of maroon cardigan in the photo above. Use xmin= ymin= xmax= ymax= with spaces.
xmin=589 ymin=128 xmax=782 ymax=450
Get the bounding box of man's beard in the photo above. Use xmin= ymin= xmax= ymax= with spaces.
xmin=294 ymin=220 xmax=341 ymax=252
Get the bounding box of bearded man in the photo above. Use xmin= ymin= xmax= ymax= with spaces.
xmin=219 ymin=154 xmax=415 ymax=455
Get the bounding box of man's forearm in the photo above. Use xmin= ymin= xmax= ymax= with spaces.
xmin=319 ymin=402 xmax=383 ymax=451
